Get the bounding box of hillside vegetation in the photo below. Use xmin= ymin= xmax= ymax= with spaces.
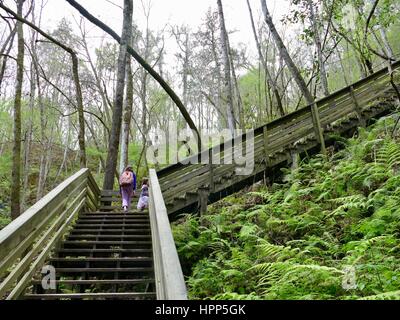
xmin=173 ymin=117 xmax=400 ymax=300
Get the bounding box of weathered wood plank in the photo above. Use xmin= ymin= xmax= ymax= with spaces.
xmin=0 ymin=178 xmax=86 ymax=277
xmin=5 ymin=197 xmax=86 ymax=300
xmin=149 ymin=169 xmax=187 ymax=300
xmin=0 ymin=169 xmax=88 ymax=263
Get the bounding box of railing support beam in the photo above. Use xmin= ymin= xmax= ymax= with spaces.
xmin=311 ymin=103 xmax=327 ymax=156
xmin=349 ymin=85 xmax=366 ymax=127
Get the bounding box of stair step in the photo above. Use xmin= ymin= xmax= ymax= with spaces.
xmin=67 ymin=235 xmax=151 ymax=240
xmin=23 ymin=292 xmax=156 ymax=300
xmin=48 ymin=257 xmax=153 ymax=268
xmin=74 ymin=224 xmax=150 ymax=228
xmin=83 ymin=211 xmax=147 ymax=214
xmin=70 ymin=229 xmax=151 ymax=234
xmin=80 ymin=214 xmax=148 ymax=218
xmin=62 ymin=241 xmax=152 ymax=246
xmin=99 ymin=206 xmax=137 ymax=211
xmin=53 ymin=267 xmax=154 ymax=273
xmin=49 ymin=257 xmax=153 ymax=263
xmin=58 ymin=248 xmax=152 ymax=255
xmin=31 ymin=279 xmax=155 ymax=285
xmin=75 ymin=219 xmax=149 ymax=224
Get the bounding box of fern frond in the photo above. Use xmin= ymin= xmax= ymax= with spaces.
xmin=359 ymin=290 xmax=400 ymax=300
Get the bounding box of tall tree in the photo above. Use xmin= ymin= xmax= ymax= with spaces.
xmin=260 ymin=0 xmax=314 ymax=105
xmin=246 ymin=0 xmax=285 ymax=117
xmin=10 ymin=0 xmax=25 ymax=220
xmin=0 ymin=4 xmax=87 ymax=168
xmin=217 ymin=0 xmax=236 ymax=134
xmin=103 ymin=0 xmax=133 ymax=190
xmin=307 ymin=0 xmax=330 ymax=96
xmin=119 ymin=56 xmax=134 ymax=174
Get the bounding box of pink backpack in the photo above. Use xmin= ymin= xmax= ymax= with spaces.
xmin=119 ymin=171 xmax=133 ymax=186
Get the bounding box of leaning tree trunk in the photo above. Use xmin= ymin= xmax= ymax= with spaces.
xmin=0 ymin=27 xmax=17 ymax=92
xmin=10 ymin=0 xmax=25 ymax=220
xmin=103 ymin=0 xmax=133 ymax=191
xmin=260 ymin=0 xmax=314 ymax=105
xmin=65 ymin=0 xmax=202 ymax=150
xmin=217 ymin=0 xmax=236 ymax=135
xmin=246 ymin=0 xmax=285 ymax=117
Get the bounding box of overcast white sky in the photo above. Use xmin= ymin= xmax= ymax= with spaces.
xmin=37 ymin=0 xmax=290 ymax=62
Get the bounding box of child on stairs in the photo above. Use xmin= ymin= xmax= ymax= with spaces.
xmin=137 ymin=178 xmax=149 ymax=211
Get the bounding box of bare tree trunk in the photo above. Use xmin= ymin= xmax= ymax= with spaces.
xmin=229 ymin=50 xmax=244 ymax=128
xmin=308 ymin=0 xmax=329 ymax=96
xmin=66 ymin=0 xmax=202 ymax=151
xmin=0 ymin=3 xmax=87 ymax=168
xmin=71 ymin=53 xmax=87 ymax=168
xmin=10 ymin=0 xmax=25 ymax=220
xmin=378 ymin=28 xmax=394 ymax=59
xmin=119 ymin=56 xmax=134 ymax=173
xmin=260 ymin=0 xmax=314 ymax=105
xmin=182 ymin=33 xmax=190 ymax=107
xmin=22 ymin=60 xmax=35 ymax=210
xmin=247 ymin=0 xmax=284 ymax=117
xmin=210 ymin=24 xmax=224 ymax=127
xmin=140 ymin=73 xmax=148 ymax=170
xmin=0 ymin=27 xmax=17 ymax=92
xmin=217 ymin=0 xmax=236 ymax=135
xmin=36 ymin=79 xmax=47 ymax=201
xmin=55 ymin=116 xmax=71 ymax=181
xmin=79 ymin=22 xmax=112 ymax=127
xmin=103 ymin=0 xmax=133 ymax=191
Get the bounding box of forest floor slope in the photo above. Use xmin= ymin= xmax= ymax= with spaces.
xmin=173 ymin=116 xmax=400 ymax=300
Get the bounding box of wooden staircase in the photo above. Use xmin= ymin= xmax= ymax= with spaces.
xmin=22 ymin=192 xmax=156 ymax=300
xmin=157 ymin=61 xmax=400 ymax=218
xmin=23 ymin=212 xmax=155 ymax=300
xmin=0 ymin=172 xmax=187 ymax=300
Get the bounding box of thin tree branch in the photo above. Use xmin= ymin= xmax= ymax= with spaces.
xmin=65 ymin=0 xmax=202 ymax=149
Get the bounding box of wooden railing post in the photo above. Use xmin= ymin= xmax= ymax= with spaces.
xmin=349 ymin=85 xmax=366 ymax=127
xmin=209 ymin=148 xmax=214 ymax=193
xmin=311 ymin=103 xmax=326 ymax=155
xmin=262 ymin=125 xmax=270 ymax=167
xmin=198 ymin=187 xmax=209 ymax=215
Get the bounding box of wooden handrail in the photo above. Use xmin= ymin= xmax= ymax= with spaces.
xmin=0 ymin=168 xmax=100 ymax=299
xmin=157 ymin=59 xmax=400 ymax=178
xmin=148 ymin=169 xmax=187 ymax=300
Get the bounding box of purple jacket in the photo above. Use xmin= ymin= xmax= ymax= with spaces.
xmin=119 ymin=171 xmax=137 ymax=192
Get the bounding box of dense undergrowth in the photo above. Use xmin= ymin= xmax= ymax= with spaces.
xmin=172 ymin=116 xmax=400 ymax=300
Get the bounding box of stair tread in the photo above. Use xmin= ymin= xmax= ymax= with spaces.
xmin=31 ymin=279 xmax=155 ymax=285
xmin=63 ymin=240 xmax=152 ymax=244
xmin=54 ymin=267 xmax=154 ymax=272
xmin=24 ymin=292 xmax=156 ymax=299
xmin=49 ymin=257 xmax=153 ymax=262
xmin=70 ymin=230 xmax=151 ymax=234
xmin=79 ymin=215 xmax=149 ymax=218
xmin=75 ymin=223 xmax=150 ymax=230
xmin=67 ymin=235 xmax=151 ymax=239
xmin=82 ymin=212 xmax=148 ymax=214
xmin=58 ymin=248 xmax=152 ymax=253
xmin=76 ymin=219 xmax=149 ymax=222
